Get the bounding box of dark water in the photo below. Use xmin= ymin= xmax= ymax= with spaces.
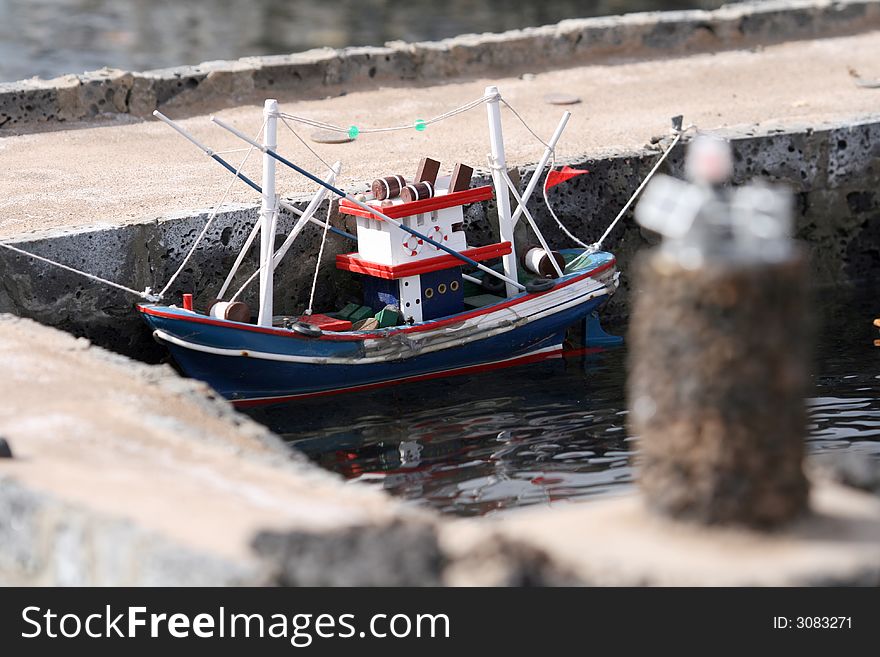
xmin=248 ymin=285 xmax=880 ymax=517
xmin=0 ymin=0 xmax=732 ymax=82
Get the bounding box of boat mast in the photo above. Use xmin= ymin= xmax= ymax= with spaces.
xmin=485 ymin=85 xmax=519 ymax=297
xmin=258 ymin=99 xmax=278 ymax=326
xmin=212 ymin=113 xmax=526 ymax=292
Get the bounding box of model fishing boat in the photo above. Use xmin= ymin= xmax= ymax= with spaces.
xmin=136 ymin=87 xmax=628 ymax=405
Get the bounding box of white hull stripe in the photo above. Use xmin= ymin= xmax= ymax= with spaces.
xmin=153 ymin=283 xmax=609 ymax=365
xmin=360 ymin=279 xmax=609 ymax=356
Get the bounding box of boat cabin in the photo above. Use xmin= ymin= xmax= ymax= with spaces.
xmin=336 ymin=159 xmax=511 ymax=324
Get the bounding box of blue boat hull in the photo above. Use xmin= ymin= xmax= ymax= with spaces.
xmin=139 ymin=251 xmax=617 ymax=405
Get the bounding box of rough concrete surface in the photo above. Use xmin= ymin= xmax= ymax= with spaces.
xmin=0 ymin=314 xmax=444 ymax=585
xmin=1 ymin=1 xmax=878 ymax=131
xmin=482 ymin=479 xmax=880 ymax=586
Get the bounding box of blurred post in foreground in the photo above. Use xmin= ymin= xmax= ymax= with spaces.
xmin=629 ymin=136 xmax=810 ymax=527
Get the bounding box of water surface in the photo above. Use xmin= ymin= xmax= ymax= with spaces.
xmin=1 ymin=0 xmax=732 ymax=82
xmin=249 ymin=285 xmax=880 ymax=517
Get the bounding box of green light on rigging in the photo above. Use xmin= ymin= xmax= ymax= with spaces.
xmin=348 ymin=125 xmax=359 ymax=139
xmin=414 ymin=119 xmax=427 ymax=132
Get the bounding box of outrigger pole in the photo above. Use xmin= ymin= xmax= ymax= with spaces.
xmin=227 ymin=162 xmax=341 ymax=304
xmin=510 ymin=111 xmax=571 ymax=227
xmin=152 ymin=110 xmax=356 ymax=243
xmin=212 ymin=114 xmax=527 ymax=293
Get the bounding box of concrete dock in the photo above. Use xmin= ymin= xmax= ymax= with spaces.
xmin=1 ymin=0 xmax=879 ymax=585
xmin=0 ymin=315 xmax=444 ymax=585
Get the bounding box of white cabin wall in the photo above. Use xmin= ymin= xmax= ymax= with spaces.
xmin=355 ymin=207 xmax=468 ymax=267
xmin=356 ymin=217 xmax=393 ymax=265
xmin=398 ymin=275 xmax=423 ymax=323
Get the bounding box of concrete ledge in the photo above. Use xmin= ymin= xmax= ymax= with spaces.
xmin=0 ymin=477 xmax=261 ymax=586
xmin=0 ymin=314 xmax=447 ymax=585
xmin=2 ymin=0 xmax=879 ymax=131
xmin=481 ymin=479 xmax=880 ymax=586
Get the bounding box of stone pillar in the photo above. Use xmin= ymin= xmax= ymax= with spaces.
xmin=628 ymin=251 xmax=810 ymax=526
xmin=628 ymin=135 xmax=810 ymax=528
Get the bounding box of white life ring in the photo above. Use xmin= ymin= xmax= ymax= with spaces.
xmin=402 ymin=234 xmax=424 ymax=257
xmin=428 ymin=225 xmax=448 ymax=250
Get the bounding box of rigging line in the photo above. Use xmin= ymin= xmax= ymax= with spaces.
xmin=217 ymin=220 xmax=261 ymax=301
xmin=157 ymin=119 xmax=266 ymax=300
xmin=0 ymin=241 xmax=157 ymax=301
xmin=276 ymin=93 xmax=494 ymax=135
xmin=499 ymin=98 xmax=589 ymax=249
xmin=305 ymin=203 xmax=332 ymax=316
xmin=227 ymin=201 xmax=277 ymax=304
xmin=355 ymin=94 xmax=493 ymax=133
xmin=275 ymin=114 xmax=336 ymax=132
xmin=592 ymin=128 xmax=689 ymax=250
xmin=279 ymin=116 xmax=333 ymax=171
xmin=505 ymin=93 xmax=694 ymax=252
xmin=228 ymin=164 xmax=340 ymax=303
xmin=425 ymin=94 xmax=496 ymax=125
xmin=498 ymin=167 xmax=565 ymax=278
xmin=542 ymin=149 xmax=590 ymax=249
xmin=228 ymin=265 xmax=259 ymax=303
xmin=211 ymin=147 xmax=253 ymax=155
xmin=499 ymin=98 xmax=551 ymax=150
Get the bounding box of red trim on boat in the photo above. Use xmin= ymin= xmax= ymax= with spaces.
xmin=231 ymin=346 xmax=564 ymax=407
xmin=561 ymin=346 xmax=605 ymax=358
xmin=136 ymin=257 xmax=616 ymax=342
xmin=298 ymin=313 xmax=352 ymax=331
xmin=339 ymin=185 xmax=494 ymax=220
xmin=137 ymin=305 xmax=300 ymax=337
xmin=345 ymin=258 xmax=616 ymax=339
xmin=335 ymin=242 xmax=511 ymax=279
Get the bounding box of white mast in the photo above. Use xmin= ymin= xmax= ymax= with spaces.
xmin=485 ymin=85 xmax=518 ymax=297
xmin=258 ymin=99 xmax=278 ymax=326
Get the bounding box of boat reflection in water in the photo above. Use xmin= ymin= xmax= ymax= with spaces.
xmin=248 ymin=344 xmax=635 ymax=517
